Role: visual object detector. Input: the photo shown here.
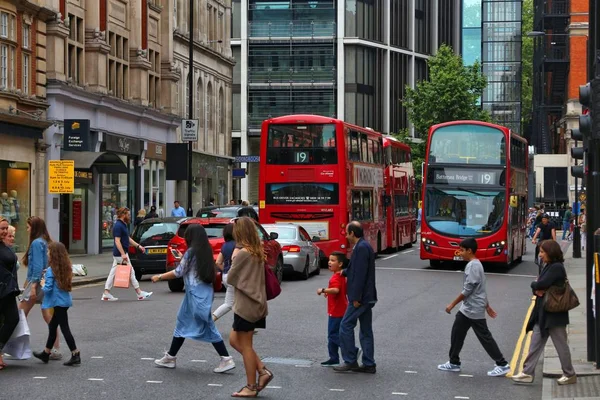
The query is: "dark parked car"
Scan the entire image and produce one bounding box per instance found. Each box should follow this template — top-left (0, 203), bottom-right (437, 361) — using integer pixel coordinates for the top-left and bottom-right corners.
top-left (130, 217), bottom-right (188, 281)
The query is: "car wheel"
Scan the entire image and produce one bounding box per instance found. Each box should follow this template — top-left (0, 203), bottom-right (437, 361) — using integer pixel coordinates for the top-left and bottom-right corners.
top-left (314, 256), bottom-right (321, 275)
top-left (134, 270), bottom-right (143, 282)
top-left (301, 257), bottom-right (310, 280)
top-left (168, 277), bottom-right (185, 292)
top-left (276, 257), bottom-right (284, 284)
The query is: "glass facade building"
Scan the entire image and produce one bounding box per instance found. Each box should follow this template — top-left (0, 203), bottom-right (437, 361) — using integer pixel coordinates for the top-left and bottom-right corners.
top-left (232, 0), bottom-right (460, 202)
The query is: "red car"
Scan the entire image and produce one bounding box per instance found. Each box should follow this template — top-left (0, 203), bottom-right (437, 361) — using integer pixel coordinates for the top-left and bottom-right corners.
top-left (166, 218), bottom-right (284, 292)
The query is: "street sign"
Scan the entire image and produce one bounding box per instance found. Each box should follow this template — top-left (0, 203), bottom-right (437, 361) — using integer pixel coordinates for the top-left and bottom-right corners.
top-left (48, 160), bottom-right (75, 194)
top-left (234, 155), bottom-right (260, 163)
top-left (181, 119), bottom-right (199, 141)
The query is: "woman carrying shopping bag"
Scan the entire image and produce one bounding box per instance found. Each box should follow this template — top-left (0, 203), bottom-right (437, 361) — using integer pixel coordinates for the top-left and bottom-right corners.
top-left (150, 224), bottom-right (235, 373)
top-left (0, 216), bottom-right (20, 369)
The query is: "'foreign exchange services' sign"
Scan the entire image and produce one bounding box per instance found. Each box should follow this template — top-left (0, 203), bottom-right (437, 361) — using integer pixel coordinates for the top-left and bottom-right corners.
top-left (63, 119), bottom-right (91, 151)
top-left (48, 160), bottom-right (75, 194)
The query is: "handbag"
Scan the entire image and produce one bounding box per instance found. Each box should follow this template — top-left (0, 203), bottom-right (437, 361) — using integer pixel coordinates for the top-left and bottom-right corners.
top-left (543, 279), bottom-right (580, 313)
top-left (264, 262), bottom-right (281, 301)
top-left (3, 309), bottom-right (32, 360)
top-left (114, 262), bottom-right (131, 288)
top-left (214, 270), bottom-right (223, 292)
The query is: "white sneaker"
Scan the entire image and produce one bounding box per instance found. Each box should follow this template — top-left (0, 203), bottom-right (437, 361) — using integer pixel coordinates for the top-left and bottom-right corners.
top-left (511, 372), bottom-right (534, 383)
top-left (154, 352), bottom-right (176, 368)
top-left (101, 293), bottom-right (118, 301)
top-left (138, 291), bottom-right (153, 300)
top-left (487, 364), bottom-right (511, 377)
top-left (49, 349), bottom-right (63, 360)
top-left (437, 361), bottom-right (461, 372)
top-left (213, 356), bottom-right (235, 373)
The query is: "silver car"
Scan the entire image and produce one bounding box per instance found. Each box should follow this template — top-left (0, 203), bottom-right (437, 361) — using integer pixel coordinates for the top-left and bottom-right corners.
top-left (262, 223), bottom-right (321, 280)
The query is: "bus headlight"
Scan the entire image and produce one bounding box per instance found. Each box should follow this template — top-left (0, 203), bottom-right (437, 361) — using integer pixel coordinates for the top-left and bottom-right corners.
top-left (421, 238), bottom-right (438, 246)
top-left (488, 241), bottom-right (505, 255)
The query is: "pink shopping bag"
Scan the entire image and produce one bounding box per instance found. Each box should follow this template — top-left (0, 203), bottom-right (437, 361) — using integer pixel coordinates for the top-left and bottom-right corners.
top-left (114, 263), bottom-right (131, 288)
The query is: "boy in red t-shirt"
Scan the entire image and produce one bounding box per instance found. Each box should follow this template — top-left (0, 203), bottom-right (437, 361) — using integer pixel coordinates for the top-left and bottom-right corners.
top-left (317, 251), bottom-right (348, 366)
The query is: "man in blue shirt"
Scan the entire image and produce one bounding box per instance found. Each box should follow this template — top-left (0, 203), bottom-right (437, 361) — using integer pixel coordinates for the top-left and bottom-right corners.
top-left (334, 221), bottom-right (377, 374)
top-left (171, 201), bottom-right (187, 217)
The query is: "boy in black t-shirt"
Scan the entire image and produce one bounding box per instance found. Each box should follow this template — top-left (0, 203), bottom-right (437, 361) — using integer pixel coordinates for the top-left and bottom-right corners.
top-left (531, 214), bottom-right (556, 265)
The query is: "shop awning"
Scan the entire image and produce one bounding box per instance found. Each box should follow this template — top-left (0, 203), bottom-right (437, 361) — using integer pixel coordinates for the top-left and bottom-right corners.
top-left (61, 151), bottom-right (128, 174)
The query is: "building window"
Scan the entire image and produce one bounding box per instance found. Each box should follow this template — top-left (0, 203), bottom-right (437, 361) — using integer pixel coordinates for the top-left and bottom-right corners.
top-left (148, 49), bottom-right (160, 107)
top-left (108, 31), bottom-right (129, 99)
top-left (0, 160), bottom-right (31, 252)
top-left (67, 14), bottom-right (84, 84)
top-left (22, 53), bottom-right (29, 94)
top-left (22, 24), bottom-right (30, 49)
top-left (0, 13), bottom-right (8, 38)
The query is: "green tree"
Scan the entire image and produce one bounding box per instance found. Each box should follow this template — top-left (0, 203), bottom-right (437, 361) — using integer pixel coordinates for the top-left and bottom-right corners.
top-left (398, 44), bottom-right (490, 179)
top-left (521, 0), bottom-right (534, 131)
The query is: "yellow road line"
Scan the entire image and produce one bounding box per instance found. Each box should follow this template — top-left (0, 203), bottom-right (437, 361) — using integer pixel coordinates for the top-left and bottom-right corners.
top-left (506, 296), bottom-right (536, 378)
top-left (518, 331), bottom-right (533, 373)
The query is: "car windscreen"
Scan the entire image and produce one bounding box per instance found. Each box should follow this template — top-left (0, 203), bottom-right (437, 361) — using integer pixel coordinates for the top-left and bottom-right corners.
top-left (133, 222), bottom-right (178, 245)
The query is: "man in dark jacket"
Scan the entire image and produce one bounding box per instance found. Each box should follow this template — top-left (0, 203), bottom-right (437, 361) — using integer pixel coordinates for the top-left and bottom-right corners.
top-left (145, 206), bottom-right (158, 220)
top-left (333, 221), bottom-right (377, 373)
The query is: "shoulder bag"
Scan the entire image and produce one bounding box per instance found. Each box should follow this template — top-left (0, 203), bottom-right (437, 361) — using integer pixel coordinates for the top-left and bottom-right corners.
top-left (264, 262), bottom-right (281, 301)
top-left (543, 278), bottom-right (580, 313)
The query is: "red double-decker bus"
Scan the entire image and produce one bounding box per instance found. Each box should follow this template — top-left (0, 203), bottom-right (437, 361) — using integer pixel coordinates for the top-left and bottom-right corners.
top-left (420, 120), bottom-right (528, 266)
top-left (258, 114), bottom-right (416, 262)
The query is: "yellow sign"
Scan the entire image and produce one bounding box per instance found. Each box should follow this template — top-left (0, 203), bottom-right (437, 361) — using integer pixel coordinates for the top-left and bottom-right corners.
top-left (48, 160), bottom-right (75, 194)
top-left (259, 200), bottom-right (265, 209)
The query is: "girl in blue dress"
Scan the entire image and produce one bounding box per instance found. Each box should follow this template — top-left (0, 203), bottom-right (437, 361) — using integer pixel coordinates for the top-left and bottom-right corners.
top-left (151, 224), bottom-right (235, 373)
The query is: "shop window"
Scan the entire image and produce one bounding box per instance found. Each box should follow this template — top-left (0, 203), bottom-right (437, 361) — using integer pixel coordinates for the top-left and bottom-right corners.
top-left (0, 161), bottom-right (30, 252)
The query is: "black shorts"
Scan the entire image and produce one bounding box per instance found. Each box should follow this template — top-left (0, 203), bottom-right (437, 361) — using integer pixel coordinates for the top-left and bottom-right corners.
top-left (233, 313), bottom-right (266, 332)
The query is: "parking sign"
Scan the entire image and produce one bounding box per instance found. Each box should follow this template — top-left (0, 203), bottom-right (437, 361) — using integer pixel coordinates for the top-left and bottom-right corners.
top-left (181, 119), bottom-right (199, 141)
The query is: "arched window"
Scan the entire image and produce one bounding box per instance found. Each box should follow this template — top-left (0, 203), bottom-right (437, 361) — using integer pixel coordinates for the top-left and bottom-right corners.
top-left (185, 72), bottom-right (190, 118)
top-left (219, 88), bottom-right (225, 134)
top-left (207, 82), bottom-right (214, 130)
top-left (197, 77), bottom-right (203, 128)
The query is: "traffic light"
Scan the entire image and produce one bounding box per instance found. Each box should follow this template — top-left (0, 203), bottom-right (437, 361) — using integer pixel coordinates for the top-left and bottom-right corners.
top-left (571, 127), bottom-right (585, 178)
top-left (579, 82), bottom-right (593, 137)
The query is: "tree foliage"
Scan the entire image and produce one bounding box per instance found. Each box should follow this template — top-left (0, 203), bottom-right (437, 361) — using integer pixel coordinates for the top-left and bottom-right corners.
top-left (521, 0), bottom-right (534, 130)
top-left (397, 44), bottom-right (490, 179)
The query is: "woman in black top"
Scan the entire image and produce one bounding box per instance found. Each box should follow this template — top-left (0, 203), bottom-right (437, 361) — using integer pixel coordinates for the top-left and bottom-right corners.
top-left (0, 216), bottom-right (19, 369)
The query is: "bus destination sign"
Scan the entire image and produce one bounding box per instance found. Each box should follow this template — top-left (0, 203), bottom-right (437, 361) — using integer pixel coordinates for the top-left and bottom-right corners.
top-left (430, 168), bottom-right (503, 186)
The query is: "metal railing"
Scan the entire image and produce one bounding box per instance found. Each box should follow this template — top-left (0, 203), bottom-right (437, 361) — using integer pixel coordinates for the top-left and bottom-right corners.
top-left (249, 21), bottom-right (336, 38)
top-left (248, 67), bottom-right (336, 84)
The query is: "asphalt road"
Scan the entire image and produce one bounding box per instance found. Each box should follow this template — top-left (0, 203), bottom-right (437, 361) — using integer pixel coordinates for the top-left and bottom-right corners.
top-left (1, 244), bottom-right (543, 400)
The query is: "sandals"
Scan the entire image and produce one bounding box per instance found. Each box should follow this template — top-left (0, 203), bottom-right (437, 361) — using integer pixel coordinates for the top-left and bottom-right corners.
top-left (257, 367), bottom-right (274, 392)
top-left (231, 384), bottom-right (258, 398)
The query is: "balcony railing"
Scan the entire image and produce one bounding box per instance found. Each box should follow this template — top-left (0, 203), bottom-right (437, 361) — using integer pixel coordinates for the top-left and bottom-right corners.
top-left (248, 67), bottom-right (336, 84)
top-left (249, 21), bottom-right (336, 38)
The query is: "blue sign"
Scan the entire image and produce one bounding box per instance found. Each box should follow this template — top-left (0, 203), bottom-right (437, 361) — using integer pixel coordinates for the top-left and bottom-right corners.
top-left (234, 155), bottom-right (260, 163)
top-left (232, 168), bottom-right (246, 178)
top-left (573, 201), bottom-right (581, 214)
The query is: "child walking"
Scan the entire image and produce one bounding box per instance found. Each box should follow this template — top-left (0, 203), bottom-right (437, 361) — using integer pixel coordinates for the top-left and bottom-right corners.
top-left (437, 238), bottom-right (510, 377)
top-left (317, 251), bottom-right (348, 367)
top-left (33, 242), bottom-right (81, 366)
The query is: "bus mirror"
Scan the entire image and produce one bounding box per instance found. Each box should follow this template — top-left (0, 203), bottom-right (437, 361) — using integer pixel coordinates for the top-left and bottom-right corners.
top-left (510, 196), bottom-right (518, 208)
top-left (312, 236), bottom-right (320, 242)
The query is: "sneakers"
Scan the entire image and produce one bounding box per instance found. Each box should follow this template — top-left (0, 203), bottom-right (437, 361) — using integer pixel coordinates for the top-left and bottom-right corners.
top-left (511, 372), bottom-right (534, 383)
top-left (320, 359), bottom-right (339, 367)
top-left (333, 362), bottom-right (359, 372)
top-left (154, 352), bottom-right (176, 368)
top-left (487, 364), bottom-right (511, 377)
top-left (437, 361), bottom-right (461, 372)
top-left (49, 349), bottom-right (63, 360)
top-left (137, 291), bottom-right (153, 300)
top-left (33, 350), bottom-right (50, 364)
top-left (63, 352), bottom-right (81, 366)
top-left (101, 293), bottom-right (118, 301)
top-left (557, 375), bottom-right (577, 385)
top-left (213, 356), bottom-right (236, 373)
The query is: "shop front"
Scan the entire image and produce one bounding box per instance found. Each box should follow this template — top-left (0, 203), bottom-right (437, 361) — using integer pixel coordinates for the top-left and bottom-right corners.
top-left (144, 142), bottom-right (167, 217)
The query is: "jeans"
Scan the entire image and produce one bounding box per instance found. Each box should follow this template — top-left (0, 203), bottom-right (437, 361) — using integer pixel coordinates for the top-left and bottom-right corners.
top-left (562, 221), bottom-right (570, 240)
top-left (46, 306), bottom-right (77, 352)
top-left (339, 303), bottom-right (375, 366)
top-left (449, 311), bottom-right (507, 366)
top-left (327, 316), bottom-right (342, 362)
top-left (213, 274), bottom-right (235, 320)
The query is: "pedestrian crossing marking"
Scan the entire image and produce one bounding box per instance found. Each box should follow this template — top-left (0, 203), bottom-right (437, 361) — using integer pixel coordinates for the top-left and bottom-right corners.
top-left (141, 357), bottom-right (154, 360)
top-left (147, 381), bottom-right (163, 384)
top-left (392, 393), bottom-right (408, 396)
top-left (208, 384), bottom-right (223, 387)
top-left (329, 389), bottom-right (345, 392)
top-left (88, 378), bottom-right (104, 381)
top-left (33, 377), bottom-right (47, 379)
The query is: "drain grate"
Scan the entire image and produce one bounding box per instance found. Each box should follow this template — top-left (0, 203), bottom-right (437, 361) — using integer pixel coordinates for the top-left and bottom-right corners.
top-left (552, 375), bottom-right (600, 399)
top-left (261, 357), bottom-right (313, 366)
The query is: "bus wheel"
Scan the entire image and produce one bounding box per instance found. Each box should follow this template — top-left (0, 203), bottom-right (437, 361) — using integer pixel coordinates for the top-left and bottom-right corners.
top-left (430, 260), bottom-right (442, 268)
top-left (377, 232), bottom-right (382, 254)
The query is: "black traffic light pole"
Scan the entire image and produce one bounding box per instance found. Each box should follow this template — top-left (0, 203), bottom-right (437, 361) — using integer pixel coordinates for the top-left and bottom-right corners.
top-left (187, 0), bottom-right (194, 217)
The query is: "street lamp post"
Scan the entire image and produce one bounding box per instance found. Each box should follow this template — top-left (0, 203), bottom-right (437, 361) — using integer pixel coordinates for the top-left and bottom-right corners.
top-left (187, 0), bottom-right (194, 217)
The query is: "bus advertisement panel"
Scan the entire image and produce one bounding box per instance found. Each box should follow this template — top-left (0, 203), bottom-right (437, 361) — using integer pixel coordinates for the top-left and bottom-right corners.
top-left (420, 121), bottom-right (528, 266)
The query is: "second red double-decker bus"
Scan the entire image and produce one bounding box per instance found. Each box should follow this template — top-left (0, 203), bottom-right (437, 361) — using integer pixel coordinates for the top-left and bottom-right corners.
top-left (258, 114), bottom-right (416, 261)
top-left (420, 120), bottom-right (528, 266)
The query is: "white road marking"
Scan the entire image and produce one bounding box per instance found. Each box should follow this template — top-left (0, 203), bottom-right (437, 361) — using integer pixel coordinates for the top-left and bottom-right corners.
top-left (88, 378), bottom-right (104, 381)
top-left (266, 386), bottom-right (282, 389)
top-left (392, 393), bottom-right (408, 396)
top-left (208, 383), bottom-right (223, 387)
top-left (455, 397), bottom-right (470, 399)
top-left (329, 389), bottom-right (345, 392)
top-left (141, 357), bottom-right (154, 360)
top-left (404, 370), bottom-right (418, 374)
top-left (33, 376), bottom-right (47, 379)
top-left (377, 266), bottom-right (535, 278)
top-left (91, 356), bottom-right (104, 359)
top-left (191, 359), bottom-right (207, 363)
top-left (402, 250), bottom-right (415, 254)
top-left (294, 364), bottom-right (311, 368)
top-left (383, 254), bottom-right (398, 260)
top-left (459, 374), bottom-right (473, 378)
top-left (146, 381), bottom-right (163, 384)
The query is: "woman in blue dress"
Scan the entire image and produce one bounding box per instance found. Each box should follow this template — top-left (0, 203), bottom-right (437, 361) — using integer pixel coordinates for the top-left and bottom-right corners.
top-left (151, 224), bottom-right (236, 373)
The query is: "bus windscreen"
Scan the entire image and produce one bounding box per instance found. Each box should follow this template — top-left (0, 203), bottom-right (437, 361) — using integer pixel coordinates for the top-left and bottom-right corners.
top-left (266, 124), bottom-right (337, 164)
top-left (428, 125), bottom-right (506, 165)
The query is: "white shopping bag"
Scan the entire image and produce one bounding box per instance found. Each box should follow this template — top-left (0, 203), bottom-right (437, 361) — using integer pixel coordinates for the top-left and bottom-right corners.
top-left (3, 309), bottom-right (32, 360)
top-left (72, 264), bottom-right (88, 276)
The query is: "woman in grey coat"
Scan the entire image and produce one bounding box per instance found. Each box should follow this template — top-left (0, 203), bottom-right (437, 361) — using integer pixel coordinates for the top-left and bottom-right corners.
top-left (512, 239), bottom-right (576, 385)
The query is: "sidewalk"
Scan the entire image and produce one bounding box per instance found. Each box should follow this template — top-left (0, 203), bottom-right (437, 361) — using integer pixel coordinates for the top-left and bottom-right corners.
top-left (541, 241), bottom-right (600, 400)
top-left (16, 252), bottom-right (114, 288)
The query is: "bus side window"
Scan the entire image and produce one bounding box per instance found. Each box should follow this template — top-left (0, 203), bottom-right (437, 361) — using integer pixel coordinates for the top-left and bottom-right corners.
top-left (349, 131), bottom-right (360, 161)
